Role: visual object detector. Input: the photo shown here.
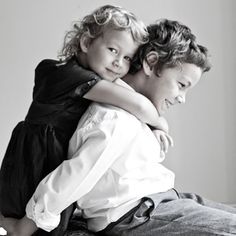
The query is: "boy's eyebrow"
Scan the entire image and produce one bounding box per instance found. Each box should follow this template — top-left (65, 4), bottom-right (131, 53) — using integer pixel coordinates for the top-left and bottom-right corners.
top-left (182, 76), bottom-right (192, 87)
top-left (186, 81), bottom-right (191, 87)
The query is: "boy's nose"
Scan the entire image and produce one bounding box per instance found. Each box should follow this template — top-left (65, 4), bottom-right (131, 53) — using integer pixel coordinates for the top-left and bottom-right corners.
top-left (176, 94), bottom-right (185, 104)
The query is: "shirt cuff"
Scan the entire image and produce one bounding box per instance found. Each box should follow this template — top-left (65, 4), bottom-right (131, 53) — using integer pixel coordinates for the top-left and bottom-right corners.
top-left (26, 196), bottom-right (60, 232)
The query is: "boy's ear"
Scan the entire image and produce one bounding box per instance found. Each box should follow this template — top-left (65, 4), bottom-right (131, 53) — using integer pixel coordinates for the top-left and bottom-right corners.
top-left (143, 51), bottom-right (159, 76)
top-left (80, 32), bottom-right (92, 53)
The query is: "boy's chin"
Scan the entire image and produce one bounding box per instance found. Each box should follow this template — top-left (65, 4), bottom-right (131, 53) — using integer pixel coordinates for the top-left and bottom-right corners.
top-left (157, 107), bottom-right (164, 116)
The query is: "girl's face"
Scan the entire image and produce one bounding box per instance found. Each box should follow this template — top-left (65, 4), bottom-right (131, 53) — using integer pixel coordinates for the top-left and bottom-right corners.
top-left (144, 63), bottom-right (202, 115)
top-left (83, 29), bottom-right (139, 81)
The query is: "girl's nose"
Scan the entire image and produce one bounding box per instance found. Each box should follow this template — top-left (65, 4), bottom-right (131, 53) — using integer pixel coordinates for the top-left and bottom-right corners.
top-left (112, 58), bottom-right (122, 67)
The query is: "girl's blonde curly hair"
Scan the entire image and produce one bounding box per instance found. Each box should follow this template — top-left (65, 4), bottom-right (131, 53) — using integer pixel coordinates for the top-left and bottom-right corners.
top-left (59, 5), bottom-right (148, 61)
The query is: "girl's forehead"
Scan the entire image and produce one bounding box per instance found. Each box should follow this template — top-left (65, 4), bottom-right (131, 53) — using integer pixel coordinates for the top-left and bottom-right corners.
top-left (102, 28), bottom-right (131, 39)
top-left (102, 29), bottom-right (138, 50)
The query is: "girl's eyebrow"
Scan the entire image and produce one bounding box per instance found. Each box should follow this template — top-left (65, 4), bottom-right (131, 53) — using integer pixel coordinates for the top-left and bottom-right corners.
top-left (105, 36), bottom-right (137, 57)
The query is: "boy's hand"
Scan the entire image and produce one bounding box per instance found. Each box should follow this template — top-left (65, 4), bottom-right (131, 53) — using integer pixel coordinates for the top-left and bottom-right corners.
top-left (0, 213), bottom-right (38, 236)
top-left (152, 129), bottom-right (174, 159)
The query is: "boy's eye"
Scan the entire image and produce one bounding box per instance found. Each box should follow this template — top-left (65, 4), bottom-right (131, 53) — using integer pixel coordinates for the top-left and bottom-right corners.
top-left (108, 48), bottom-right (118, 54)
top-left (178, 82), bottom-right (185, 88)
top-left (124, 56), bottom-right (132, 62)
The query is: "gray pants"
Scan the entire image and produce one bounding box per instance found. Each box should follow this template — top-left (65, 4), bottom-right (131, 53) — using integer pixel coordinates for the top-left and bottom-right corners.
top-left (98, 189), bottom-right (236, 236)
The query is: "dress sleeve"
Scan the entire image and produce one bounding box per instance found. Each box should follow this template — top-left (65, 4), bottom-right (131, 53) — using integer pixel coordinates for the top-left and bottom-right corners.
top-left (34, 58), bottom-right (102, 101)
top-left (25, 106), bottom-right (138, 232)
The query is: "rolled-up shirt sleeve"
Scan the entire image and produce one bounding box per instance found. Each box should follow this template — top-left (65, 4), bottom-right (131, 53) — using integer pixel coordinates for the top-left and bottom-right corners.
top-left (26, 105), bottom-right (138, 232)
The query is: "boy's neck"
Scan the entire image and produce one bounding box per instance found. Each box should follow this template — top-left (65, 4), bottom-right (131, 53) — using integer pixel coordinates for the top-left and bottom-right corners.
top-left (122, 70), bottom-right (145, 93)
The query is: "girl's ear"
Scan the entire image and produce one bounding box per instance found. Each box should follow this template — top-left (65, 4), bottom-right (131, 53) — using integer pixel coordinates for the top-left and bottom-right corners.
top-left (80, 33), bottom-right (92, 53)
top-left (143, 51), bottom-right (159, 77)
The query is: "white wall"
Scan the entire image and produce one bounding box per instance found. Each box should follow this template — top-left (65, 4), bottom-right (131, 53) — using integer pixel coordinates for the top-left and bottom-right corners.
top-left (0, 0), bottom-right (235, 204)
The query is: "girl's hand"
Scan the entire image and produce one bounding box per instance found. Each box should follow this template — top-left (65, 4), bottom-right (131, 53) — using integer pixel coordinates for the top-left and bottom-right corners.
top-left (152, 116), bottom-right (169, 133)
top-left (152, 129), bottom-right (174, 159)
top-left (0, 213), bottom-right (38, 236)
top-left (0, 213), bottom-right (18, 236)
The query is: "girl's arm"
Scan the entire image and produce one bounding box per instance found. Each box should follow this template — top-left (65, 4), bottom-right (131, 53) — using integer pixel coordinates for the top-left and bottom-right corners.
top-left (0, 214), bottom-right (38, 236)
top-left (83, 79), bottom-right (167, 131)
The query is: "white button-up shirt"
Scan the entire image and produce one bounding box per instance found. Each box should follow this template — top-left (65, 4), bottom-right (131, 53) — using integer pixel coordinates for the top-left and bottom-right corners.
top-left (26, 87), bottom-right (175, 232)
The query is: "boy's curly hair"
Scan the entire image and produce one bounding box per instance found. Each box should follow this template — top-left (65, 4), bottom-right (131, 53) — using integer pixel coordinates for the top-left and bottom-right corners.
top-left (59, 5), bottom-right (148, 60)
top-left (130, 19), bottom-right (211, 75)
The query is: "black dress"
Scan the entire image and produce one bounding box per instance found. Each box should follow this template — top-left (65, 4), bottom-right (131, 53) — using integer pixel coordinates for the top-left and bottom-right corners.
top-left (0, 56), bottom-right (101, 234)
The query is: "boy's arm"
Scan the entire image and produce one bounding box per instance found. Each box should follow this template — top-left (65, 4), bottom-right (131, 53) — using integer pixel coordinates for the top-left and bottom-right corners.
top-left (83, 79), bottom-right (167, 131)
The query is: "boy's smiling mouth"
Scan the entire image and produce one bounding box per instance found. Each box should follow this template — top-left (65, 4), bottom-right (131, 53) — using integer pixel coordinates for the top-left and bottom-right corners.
top-left (165, 99), bottom-right (173, 109)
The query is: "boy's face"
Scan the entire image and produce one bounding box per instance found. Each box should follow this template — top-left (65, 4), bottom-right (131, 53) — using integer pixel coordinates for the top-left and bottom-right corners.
top-left (144, 63), bottom-right (202, 115)
top-left (84, 29), bottom-right (139, 81)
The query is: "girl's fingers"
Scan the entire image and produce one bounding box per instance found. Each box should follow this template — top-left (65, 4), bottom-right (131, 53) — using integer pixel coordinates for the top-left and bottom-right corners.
top-left (164, 133), bottom-right (174, 147)
top-left (160, 134), bottom-right (168, 153)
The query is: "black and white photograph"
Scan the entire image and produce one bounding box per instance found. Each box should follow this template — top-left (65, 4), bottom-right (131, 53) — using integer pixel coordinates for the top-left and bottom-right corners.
top-left (0, 0), bottom-right (236, 235)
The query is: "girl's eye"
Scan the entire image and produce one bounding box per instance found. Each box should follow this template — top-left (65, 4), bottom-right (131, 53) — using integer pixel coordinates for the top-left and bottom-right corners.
top-left (124, 56), bottom-right (132, 62)
top-left (108, 48), bottom-right (118, 54)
